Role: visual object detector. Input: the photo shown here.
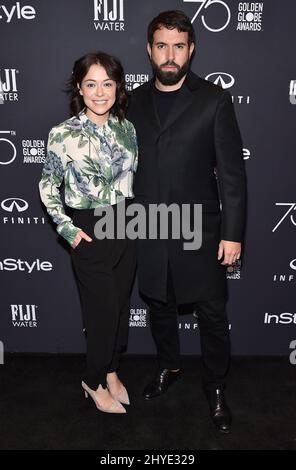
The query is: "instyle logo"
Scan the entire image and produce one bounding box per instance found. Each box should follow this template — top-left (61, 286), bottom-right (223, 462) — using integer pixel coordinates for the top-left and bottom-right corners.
top-left (0, 2), bottom-right (36, 23)
top-left (11, 304), bottom-right (38, 327)
top-left (0, 258), bottom-right (53, 273)
top-left (93, 0), bottom-right (125, 31)
top-left (183, 0), bottom-right (231, 32)
top-left (264, 312), bottom-right (296, 325)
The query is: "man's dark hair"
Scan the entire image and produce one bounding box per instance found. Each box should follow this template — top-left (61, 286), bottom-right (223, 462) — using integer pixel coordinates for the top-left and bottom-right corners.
top-left (147, 10), bottom-right (196, 46)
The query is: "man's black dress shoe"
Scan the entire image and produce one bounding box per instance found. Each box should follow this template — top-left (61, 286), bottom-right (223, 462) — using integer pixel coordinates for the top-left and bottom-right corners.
top-left (143, 369), bottom-right (182, 400)
top-left (205, 388), bottom-right (232, 434)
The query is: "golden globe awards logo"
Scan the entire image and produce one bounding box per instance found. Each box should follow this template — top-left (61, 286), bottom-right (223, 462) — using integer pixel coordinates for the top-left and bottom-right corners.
top-left (0, 131), bottom-right (46, 165)
top-left (237, 2), bottom-right (264, 31)
top-left (125, 73), bottom-right (149, 92)
top-left (226, 259), bottom-right (241, 280)
top-left (129, 309), bottom-right (147, 328)
top-left (93, 0), bottom-right (125, 31)
top-left (22, 139), bottom-right (45, 163)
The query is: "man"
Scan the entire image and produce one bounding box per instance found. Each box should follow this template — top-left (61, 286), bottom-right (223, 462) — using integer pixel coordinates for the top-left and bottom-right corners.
top-left (127, 10), bottom-right (246, 433)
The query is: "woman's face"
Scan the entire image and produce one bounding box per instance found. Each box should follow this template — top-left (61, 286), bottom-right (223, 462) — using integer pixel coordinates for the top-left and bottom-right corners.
top-left (78, 63), bottom-right (116, 124)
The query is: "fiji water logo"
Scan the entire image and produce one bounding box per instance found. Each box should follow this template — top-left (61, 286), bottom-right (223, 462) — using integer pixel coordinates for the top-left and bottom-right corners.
top-left (93, 0), bottom-right (125, 31)
top-left (11, 304), bottom-right (38, 327)
top-left (0, 69), bottom-right (19, 102)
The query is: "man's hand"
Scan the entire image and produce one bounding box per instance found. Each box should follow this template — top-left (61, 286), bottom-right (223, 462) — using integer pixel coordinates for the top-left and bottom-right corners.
top-left (218, 240), bottom-right (241, 265)
top-left (71, 230), bottom-right (92, 249)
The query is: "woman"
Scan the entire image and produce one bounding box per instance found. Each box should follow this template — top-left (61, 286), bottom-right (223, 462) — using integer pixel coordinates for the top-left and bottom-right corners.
top-left (39, 52), bottom-right (138, 414)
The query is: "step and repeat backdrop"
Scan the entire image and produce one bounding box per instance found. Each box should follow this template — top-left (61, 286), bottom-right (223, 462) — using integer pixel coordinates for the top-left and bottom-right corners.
top-left (0, 0), bottom-right (295, 357)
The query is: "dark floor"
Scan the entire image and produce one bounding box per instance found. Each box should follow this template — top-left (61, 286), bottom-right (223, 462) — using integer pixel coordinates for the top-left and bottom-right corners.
top-left (0, 355), bottom-right (295, 450)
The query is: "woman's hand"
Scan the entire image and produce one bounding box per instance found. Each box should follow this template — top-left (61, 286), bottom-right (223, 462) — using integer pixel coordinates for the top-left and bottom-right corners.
top-left (71, 230), bottom-right (92, 249)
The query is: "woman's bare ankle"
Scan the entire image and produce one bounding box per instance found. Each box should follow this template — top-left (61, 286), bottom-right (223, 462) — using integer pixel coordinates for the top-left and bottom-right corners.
top-left (107, 372), bottom-right (120, 384)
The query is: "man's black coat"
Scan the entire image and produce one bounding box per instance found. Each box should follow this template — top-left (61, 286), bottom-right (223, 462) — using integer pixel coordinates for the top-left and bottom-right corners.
top-left (127, 71), bottom-right (246, 303)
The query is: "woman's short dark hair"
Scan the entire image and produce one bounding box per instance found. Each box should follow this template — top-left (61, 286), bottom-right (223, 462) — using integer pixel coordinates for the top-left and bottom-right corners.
top-left (66, 51), bottom-right (128, 122)
top-left (147, 10), bottom-right (196, 46)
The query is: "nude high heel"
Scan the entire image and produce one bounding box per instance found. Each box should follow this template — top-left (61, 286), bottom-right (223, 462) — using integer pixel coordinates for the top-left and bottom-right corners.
top-left (108, 384), bottom-right (130, 406)
top-left (82, 381), bottom-right (126, 414)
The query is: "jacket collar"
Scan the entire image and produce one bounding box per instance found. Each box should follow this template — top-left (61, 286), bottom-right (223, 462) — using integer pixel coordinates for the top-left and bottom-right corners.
top-left (143, 71), bottom-right (203, 136)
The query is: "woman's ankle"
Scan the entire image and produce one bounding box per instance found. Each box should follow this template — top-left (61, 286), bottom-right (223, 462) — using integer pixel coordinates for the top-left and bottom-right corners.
top-left (107, 372), bottom-right (119, 383)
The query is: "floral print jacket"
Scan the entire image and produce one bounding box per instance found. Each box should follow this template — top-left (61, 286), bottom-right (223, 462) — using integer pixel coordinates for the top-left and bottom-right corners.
top-left (39, 111), bottom-right (138, 245)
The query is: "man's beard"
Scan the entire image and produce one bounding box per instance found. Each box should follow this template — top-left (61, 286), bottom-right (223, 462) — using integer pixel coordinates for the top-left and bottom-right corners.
top-left (151, 58), bottom-right (191, 86)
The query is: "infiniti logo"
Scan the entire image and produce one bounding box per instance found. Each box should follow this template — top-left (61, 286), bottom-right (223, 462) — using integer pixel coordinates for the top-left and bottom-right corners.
top-left (1, 198), bottom-right (28, 212)
top-left (290, 259), bottom-right (296, 271)
top-left (205, 72), bottom-right (235, 89)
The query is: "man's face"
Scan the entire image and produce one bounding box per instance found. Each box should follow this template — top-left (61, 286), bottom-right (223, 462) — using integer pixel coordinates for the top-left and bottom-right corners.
top-left (147, 27), bottom-right (195, 86)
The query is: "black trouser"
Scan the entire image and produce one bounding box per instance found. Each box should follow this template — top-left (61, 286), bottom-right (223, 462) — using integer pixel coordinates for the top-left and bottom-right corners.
top-left (71, 205), bottom-right (136, 389)
top-left (145, 265), bottom-right (230, 391)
